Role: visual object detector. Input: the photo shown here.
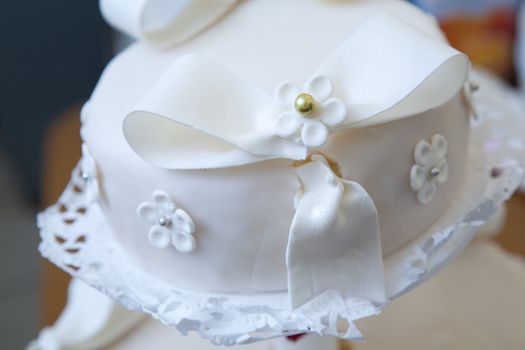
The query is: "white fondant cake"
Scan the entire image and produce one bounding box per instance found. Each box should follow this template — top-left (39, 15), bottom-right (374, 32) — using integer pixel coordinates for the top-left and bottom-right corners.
top-left (36, 0), bottom-right (525, 345)
top-left (82, 0), bottom-right (469, 294)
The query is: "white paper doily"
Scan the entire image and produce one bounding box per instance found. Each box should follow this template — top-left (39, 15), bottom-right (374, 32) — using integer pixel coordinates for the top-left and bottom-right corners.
top-left (38, 71), bottom-right (525, 346)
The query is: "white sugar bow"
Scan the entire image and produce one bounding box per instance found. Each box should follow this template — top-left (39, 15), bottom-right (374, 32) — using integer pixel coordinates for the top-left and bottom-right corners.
top-left (100, 0), bottom-right (238, 48)
top-left (123, 14), bottom-right (469, 170)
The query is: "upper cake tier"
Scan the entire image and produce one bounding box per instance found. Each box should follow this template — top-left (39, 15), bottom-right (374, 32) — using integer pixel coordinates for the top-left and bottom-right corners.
top-left (81, 0), bottom-right (470, 294)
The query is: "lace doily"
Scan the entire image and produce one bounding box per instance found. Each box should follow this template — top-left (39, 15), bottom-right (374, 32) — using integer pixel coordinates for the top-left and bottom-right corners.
top-left (38, 70), bottom-right (525, 346)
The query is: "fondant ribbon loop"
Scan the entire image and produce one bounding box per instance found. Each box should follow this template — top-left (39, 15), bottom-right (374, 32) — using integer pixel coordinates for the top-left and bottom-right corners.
top-left (100, 0), bottom-right (238, 48)
top-left (288, 156), bottom-right (385, 309)
top-left (124, 14), bottom-right (469, 169)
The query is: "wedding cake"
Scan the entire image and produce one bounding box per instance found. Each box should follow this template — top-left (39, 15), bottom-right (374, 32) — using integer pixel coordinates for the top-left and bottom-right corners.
top-left (34, 0), bottom-right (525, 348)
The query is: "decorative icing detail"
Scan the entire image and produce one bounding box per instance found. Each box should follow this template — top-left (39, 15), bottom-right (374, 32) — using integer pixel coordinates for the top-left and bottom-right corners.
top-left (123, 15), bottom-right (470, 170)
top-left (410, 134), bottom-right (449, 204)
top-left (137, 191), bottom-right (196, 252)
top-left (274, 76), bottom-right (347, 148)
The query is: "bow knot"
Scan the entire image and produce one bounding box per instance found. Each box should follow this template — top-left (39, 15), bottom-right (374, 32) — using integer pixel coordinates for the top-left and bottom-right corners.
top-left (123, 15), bottom-right (469, 170)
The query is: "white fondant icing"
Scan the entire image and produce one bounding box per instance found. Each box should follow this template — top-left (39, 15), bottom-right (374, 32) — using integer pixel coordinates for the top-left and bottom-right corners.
top-left (410, 134), bottom-right (448, 204)
top-left (80, 0), bottom-right (472, 294)
top-left (137, 190), bottom-right (196, 252)
top-left (122, 14), bottom-right (469, 170)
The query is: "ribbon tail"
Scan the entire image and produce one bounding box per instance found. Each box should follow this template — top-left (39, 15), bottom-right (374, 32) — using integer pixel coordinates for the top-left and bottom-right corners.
top-left (286, 157), bottom-right (385, 310)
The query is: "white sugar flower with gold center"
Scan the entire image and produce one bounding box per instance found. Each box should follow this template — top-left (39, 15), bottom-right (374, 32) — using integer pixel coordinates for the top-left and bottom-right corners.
top-left (273, 76), bottom-right (347, 148)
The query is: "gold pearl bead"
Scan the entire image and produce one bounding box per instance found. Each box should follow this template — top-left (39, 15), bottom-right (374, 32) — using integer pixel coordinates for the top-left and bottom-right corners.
top-left (295, 93), bottom-right (315, 116)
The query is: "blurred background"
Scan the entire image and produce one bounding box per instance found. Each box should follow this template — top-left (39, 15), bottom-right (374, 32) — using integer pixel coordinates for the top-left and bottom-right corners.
top-left (0, 0), bottom-right (524, 349)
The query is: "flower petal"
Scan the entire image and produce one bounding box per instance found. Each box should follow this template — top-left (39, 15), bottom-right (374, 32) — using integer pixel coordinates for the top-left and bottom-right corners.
top-left (173, 209), bottom-right (195, 234)
top-left (153, 190), bottom-right (176, 215)
top-left (275, 111), bottom-right (302, 137)
top-left (172, 232), bottom-right (196, 253)
top-left (137, 202), bottom-right (160, 225)
top-left (431, 134), bottom-right (448, 159)
top-left (305, 76), bottom-right (333, 102)
top-left (410, 165), bottom-right (426, 191)
top-left (320, 98), bottom-right (347, 127)
top-left (437, 158), bottom-right (448, 184)
top-left (301, 121), bottom-right (329, 148)
top-left (274, 82), bottom-right (300, 107)
top-left (414, 140), bottom-right (433, 167)
top-left (148, 226), bottom-right (172, 249)
top-left (417, 181), bottom-right (437, 205)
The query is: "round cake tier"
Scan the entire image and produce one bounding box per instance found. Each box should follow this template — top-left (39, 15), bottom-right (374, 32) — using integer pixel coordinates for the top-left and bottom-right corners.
top-left (82, 0), bottom-right (470, 294)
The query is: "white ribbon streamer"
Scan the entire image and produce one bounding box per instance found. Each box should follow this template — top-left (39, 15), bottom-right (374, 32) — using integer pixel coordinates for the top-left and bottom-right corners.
top-left (123, 14), bottom-right (469, 170)
top-left (100, 0), bottom-right (238, 48)
top-left (288, 156), bottom-right (384, 309)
